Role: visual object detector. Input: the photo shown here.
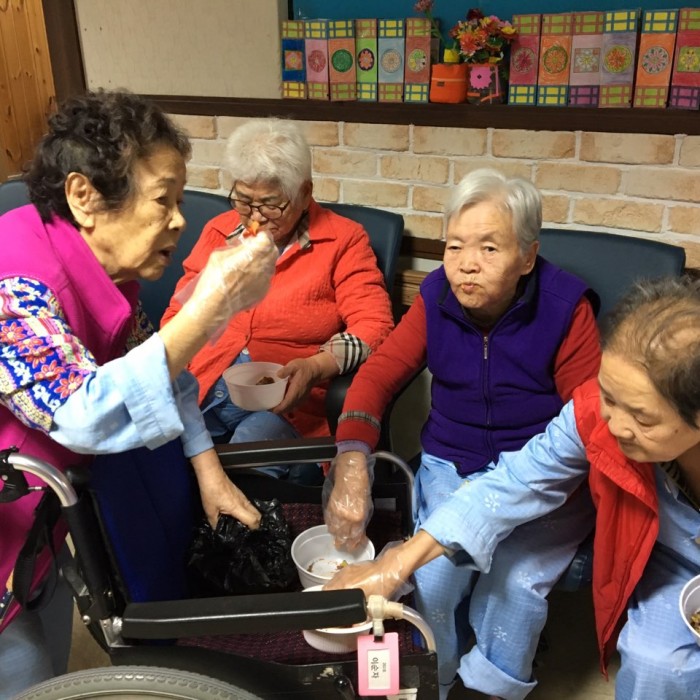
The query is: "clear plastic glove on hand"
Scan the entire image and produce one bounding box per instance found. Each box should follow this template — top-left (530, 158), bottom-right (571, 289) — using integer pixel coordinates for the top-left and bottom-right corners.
top-left (323, 541), bottom-right (412, 601)
top-left (179, 230), bottom-right (277, 337)
top-left (323, 451), bottom-right (374, 551)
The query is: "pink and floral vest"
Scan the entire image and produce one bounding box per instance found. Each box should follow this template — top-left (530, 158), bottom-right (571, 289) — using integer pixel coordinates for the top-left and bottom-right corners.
top-left (0, 205), bottom-right (138, 632)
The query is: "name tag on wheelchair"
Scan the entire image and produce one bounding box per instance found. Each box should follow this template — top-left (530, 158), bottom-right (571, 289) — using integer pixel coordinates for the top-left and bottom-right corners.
top-left (357, 632), bottom-right (399, 696)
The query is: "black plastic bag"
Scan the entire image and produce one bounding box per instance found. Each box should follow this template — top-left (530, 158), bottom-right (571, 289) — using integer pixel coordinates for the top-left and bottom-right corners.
top-left (186, 498), bottom-right (298, 597)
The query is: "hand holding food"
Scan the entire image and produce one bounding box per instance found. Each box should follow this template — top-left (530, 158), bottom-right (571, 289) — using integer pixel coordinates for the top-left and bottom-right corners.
top-left (242, 220), bottom-right (261, 238)
top-left (181, 230), bottom-right (277, 335)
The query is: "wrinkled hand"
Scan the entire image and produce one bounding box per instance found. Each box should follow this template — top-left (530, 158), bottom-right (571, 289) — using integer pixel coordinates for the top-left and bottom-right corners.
top-left (323, 452), bottom-right (373, 551)
top-left (273, 352), bottom-right (339, 414)
top-left (272, 357), bottom-right (318, 413)
top-left (182, 231), bottom-right (277, 336)
top-left (323, 545), bottom-right (407, 600)
top-left (197, 469), bottom-right (261, 530)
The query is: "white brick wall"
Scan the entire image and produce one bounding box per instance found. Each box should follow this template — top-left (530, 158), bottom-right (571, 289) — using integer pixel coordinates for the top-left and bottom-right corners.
top-left (173, 114), bottom-right (700, 267)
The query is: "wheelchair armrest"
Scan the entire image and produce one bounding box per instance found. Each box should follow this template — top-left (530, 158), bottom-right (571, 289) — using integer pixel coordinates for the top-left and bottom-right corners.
top-left (217, 439), bottom-right (416, 536)
top-left (121, 588), bottom-right (366, 639)
top-left (216, 437), bottom-right (336, 468)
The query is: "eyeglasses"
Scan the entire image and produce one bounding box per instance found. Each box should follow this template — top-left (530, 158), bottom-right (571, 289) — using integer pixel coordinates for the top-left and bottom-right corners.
top-left (228, 188), bottom-right (291, 220)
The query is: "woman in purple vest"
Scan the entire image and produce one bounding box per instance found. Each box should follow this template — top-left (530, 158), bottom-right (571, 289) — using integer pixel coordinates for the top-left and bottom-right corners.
top-left (324, 169), bottom-right (601, 700)
top-left (0, 90), bottom-right (276, 698)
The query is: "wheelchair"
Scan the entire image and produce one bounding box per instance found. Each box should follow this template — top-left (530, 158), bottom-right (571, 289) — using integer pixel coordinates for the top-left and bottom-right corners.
top-left (2, 439), bottom-right (438, 699)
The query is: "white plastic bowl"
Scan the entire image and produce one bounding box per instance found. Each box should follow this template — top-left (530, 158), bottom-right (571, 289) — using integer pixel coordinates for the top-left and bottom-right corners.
top-left (222, 361), bottom-right (287, 411)
top-left (679, 574), bottom-right (700, 646)
top-left (291, 524), bottom-right (375, 589)
top-left (301, 585), bottom-right (373, 653)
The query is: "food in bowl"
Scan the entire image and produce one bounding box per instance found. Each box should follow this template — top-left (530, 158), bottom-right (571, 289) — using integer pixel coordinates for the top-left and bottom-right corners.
top-left (692, 609), bottom-right (700, 633)
top-left (222, 361), bottom-right (288, 411)
top-left (291, 524), bottom-right (375, 589)
top-left (307, 557), bottom-right (349, 576)
top-left (679, 574), bottom-right (700, 646)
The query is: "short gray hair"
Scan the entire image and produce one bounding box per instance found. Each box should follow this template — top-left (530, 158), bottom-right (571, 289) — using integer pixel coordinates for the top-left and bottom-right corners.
top-left (445, 169), bottom-right (542, 253)
top-left (602, 275), bottom-right (700, 428)
top-left (224, 118), bottom-right (312, 203)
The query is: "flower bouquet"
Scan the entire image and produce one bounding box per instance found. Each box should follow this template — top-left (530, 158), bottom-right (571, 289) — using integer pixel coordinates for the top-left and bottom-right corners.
top-left (451, 9), bottom-right (517, 104)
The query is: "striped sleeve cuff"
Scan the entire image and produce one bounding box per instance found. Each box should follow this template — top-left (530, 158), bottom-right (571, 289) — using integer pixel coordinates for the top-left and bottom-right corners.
top-left (320, 332), bottom-right (371, 374)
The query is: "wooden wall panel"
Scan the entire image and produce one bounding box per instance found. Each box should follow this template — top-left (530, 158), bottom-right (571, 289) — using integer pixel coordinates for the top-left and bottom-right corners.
top-left (0, 0), bottom-right (55, 179)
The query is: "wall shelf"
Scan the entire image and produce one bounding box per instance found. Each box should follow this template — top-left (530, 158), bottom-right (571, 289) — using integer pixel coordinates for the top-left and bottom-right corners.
top-left (144, 95), bottom-right (700, 136)
top-left (44, 1), bottom-right (699, 137)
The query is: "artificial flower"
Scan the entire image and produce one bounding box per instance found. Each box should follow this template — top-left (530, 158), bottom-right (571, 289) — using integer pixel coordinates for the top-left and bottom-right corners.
top-left (451, 8), bottom-right (517, 65)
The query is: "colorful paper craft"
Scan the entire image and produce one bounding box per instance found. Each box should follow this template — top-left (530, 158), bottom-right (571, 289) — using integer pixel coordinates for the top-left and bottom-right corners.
top-left (669, 7), bottom-right (700, 109)
top-left (355, 18), bottom-right (378, 101)
top-left (378, 19), bottom-right (405, 103)
top-left (569, 11), bottom-right (605, 106)
top-left (508, 14), bottom-right (542, 106)
top-left (634, 9), bottom-right (679, 108)
top-left (537, 13), bottom-right (574, 106)
top-left (328, 20), bottom-right (357, 101)
top-left (599, 9), bottom-right (640, 108)
top-left (404, 17), bottom-right (432, 103)
top-left (305, 19), bottom-right (330, 100)
top-left (281, 20), bottom-right (306, 100)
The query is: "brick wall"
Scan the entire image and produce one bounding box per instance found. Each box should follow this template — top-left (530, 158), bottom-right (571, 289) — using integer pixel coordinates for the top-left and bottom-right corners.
top-left (171, 114), bottom-right (700, 267)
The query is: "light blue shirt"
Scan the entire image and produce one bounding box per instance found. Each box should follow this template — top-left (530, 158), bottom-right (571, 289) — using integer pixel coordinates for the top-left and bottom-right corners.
top-left (52, 333), bottom-right (213, 459)
top-left (0, 275), bottom-right (212, 460)
top-left (421, 400), bottom-right (589, 571)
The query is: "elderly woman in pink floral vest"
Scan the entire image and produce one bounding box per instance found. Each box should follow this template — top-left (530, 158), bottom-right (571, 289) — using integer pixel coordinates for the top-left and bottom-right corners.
top-left (0, 90), bottom-right (277, 698)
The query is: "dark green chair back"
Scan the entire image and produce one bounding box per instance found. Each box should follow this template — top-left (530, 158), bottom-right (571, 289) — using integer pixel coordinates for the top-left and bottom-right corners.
top-left (539, 228), bottom-right (686, 321)
top-left (323, 202), bottom-right (404, 292)
top-left (139, 190), bottom-right (230, 327)
top-left (0, 179), bottom-right (30, 215)
top-left (139, 193), bottom-right (405, 329)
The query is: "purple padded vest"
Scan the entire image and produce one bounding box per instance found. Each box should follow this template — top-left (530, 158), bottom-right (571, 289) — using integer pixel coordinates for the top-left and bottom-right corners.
top-left (420, 257), bottom-right (592, 475)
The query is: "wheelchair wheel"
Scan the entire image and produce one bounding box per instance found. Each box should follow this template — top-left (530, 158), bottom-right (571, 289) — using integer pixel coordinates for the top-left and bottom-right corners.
top-left (15, 665), bottom-right (262, 700)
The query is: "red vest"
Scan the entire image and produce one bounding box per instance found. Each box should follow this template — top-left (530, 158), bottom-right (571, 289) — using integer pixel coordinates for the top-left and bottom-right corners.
top-left (573, 378), bottom-right (659, 672)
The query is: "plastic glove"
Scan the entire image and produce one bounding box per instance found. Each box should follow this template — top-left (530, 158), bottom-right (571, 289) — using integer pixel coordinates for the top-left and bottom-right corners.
top-left (323, 540), bottom-right (412, 601)
top-left (323, 451), bottom-right (374, 551)
top-left (179, 231), bottom-right (277, 337)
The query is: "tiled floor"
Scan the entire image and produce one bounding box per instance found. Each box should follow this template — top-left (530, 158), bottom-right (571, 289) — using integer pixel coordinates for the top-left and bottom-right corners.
top-left (68, 586), bottom-right (617, 699)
